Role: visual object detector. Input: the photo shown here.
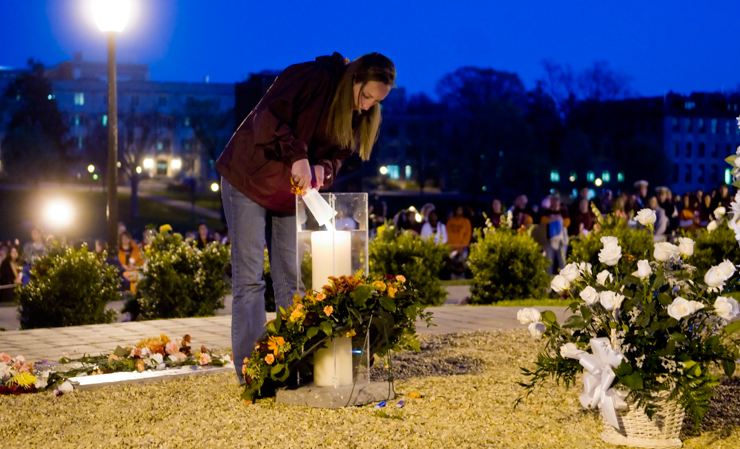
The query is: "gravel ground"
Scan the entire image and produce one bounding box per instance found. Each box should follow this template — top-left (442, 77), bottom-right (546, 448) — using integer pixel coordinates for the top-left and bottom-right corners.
top-left (1, 330), bottom-right (738, 448)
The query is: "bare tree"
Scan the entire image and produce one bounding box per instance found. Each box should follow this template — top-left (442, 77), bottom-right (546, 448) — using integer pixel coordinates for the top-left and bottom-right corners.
top-left (119, 109), bottom-right (160, 218)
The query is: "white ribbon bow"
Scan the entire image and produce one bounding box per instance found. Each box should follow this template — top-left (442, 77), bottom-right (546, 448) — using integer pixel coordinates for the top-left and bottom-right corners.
top-left (563, 337), bottom-right (629, 429)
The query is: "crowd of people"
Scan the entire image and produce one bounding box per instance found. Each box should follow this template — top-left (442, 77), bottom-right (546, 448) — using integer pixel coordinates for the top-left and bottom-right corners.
top-left (0, 221), bottom-right (229, 302)
top-left (381, 180), bottom-right (735, 278)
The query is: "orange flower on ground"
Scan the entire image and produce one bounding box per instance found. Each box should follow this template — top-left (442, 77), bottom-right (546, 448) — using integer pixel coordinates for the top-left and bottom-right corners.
top-left (267, 336), bottom-right (286, 355)
top-left (289, 305), bottom-right (304, 322)
top-left (242, 365), bottom-right (248, 376)
top-left (160, 334), bottom-right (171, 344)
top-left (135, 359), bottom-right (146, 372)
top-left (199, 353), bottom-right (212, 365)
top-left (108, 354), bottom-right (121, 362)
top-left (324, 305), bottom-right (334, 316)
top-left (265, 354), bottom-right (275, 364)
top-left (395, 275), bottom-right (406, 283)
top-left (316, 292), bottom-right (326, 301)
top-left (387, 284), bottom-right (398, 298)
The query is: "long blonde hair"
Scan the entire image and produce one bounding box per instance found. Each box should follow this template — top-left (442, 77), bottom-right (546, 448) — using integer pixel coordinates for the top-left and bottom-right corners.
top-left (326, 53), bottom-right (396, 160)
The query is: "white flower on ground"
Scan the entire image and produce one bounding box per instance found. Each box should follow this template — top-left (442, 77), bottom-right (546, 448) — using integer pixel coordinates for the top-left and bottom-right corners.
top-left (517, 308), bottom-right (542, 325)
top-left (577, 262), bottom-right (593, 276)
top-left (149, 353), bottom-right (164, 365)
top-left (719, 260), bottom-right (737, 278)
top-left (707, 220), bottom-right (719, 233)
top-left (560, 263), bottom-right (581, 282)
top-left (654, 242), bottom-right (680, 262)
top-left (528, 322), bottom-right (546, 338)
top-left (560, 343), bottom-right (586, 359)
top-left (550, 275), bottom-right (571, 293)
top-left (634, 260), bottom-right (653, 279)
top-left (677, 237), bottom-right (694, 257)
top-left (600, 291), bottom-right (625, 311)
top-left (596, 270), bottom-right (613, 286)
top-left (667, 297), bottom-right (702, 320)
top-left (705, 266), bottom-right (728, 291)
top-left (714, 207), bottom-right (727, 219)
top-left (579, 286), bottom-right (600, 306)
top-left (714, 296), bottom-right (740, 320)
top-left (636, 208), bottom-right (657, 226)
top-left (599, 243), bottom-right (622, 266)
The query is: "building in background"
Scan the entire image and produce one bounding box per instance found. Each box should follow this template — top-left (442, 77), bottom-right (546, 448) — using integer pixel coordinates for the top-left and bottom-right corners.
top-left (5, 53), bottom-right (235, 184)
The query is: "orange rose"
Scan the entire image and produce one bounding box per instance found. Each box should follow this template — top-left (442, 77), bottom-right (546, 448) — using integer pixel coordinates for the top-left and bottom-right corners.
top-left (324, 305), bottom-right (334, 316)
top-left (395, 275), bottom-right (406, 283)
top-left (265, 354), bottom-right (275, 364)
top-left (316, 293), bottom-right (326, 301)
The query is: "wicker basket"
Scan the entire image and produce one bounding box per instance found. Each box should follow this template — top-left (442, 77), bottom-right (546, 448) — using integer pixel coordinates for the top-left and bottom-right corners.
top-left (600, 392), bottom-right (685, 448)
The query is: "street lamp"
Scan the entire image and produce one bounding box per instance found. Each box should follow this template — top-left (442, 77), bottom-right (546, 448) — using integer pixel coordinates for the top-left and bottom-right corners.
top-left (93, 0), bottom-right (131, 251)
top-left (87, 164), bottom-right (95, 173)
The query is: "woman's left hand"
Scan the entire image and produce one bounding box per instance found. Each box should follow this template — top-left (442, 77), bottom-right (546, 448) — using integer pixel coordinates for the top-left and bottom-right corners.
top-left (312, 165), bottom-right (325, 190)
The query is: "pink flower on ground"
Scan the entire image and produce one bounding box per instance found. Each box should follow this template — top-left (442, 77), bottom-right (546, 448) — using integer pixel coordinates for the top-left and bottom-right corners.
top-left (165, 340), bottom-right (180, 355)
top-left (199, 353), bottom-right (212, 365)
top-left (12, 361), bottom-right (30, 373)
top-left (0, 353), bottom-right (11, 363)
top-left (61, 352), bottom-right (70, 359)
top-left (15, 355), bottom-right (25, 363)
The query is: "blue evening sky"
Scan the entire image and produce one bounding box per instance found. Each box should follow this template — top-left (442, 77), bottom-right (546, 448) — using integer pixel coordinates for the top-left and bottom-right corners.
top-left (1, 0), bottom-right (740, 98)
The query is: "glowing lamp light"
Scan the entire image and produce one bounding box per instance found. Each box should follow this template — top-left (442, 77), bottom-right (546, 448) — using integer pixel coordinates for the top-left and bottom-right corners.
top-left (87, 164), bottom-right (95, 173)
top-left (170, 158), bottom-right (182, 170)
top-left (45, 200), bottom-right (74, 228)
top-left (595, 178), bottom-right (603, 187)
top-left (379, 166), bottom-right (388, 175)
top-left (92, 0), bottom-right (132, 33)
top-left (415, 213), bottom-right (422, 223)
top-left (136, 166), bottom-right (142, 174)
top-left (210, 182), bottom-right (220, 192)
top-left (569, 175), bottom-right (576, 182)
top-left (93, 174), bottom-right (99, 180)
top-left (143, 158), bottom-right (154, 169)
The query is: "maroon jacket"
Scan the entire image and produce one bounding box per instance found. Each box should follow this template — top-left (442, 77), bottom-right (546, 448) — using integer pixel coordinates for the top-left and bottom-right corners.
top-left (216, 52), bottom-right (356, 214)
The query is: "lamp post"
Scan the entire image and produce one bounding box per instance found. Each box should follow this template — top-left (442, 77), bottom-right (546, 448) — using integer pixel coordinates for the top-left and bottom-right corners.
top-left (93, 0), bottom-right (131, 251)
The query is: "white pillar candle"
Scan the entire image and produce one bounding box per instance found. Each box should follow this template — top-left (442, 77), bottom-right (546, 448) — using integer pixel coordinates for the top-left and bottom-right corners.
top-left (311, 230), bottom-right (352, 291)
top-left (313, 336), bottom-right (353, 387)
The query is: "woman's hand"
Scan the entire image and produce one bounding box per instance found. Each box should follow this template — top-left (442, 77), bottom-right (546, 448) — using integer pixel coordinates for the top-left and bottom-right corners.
top-left (312, 165), bottom-right (325, 190)
top-left (291, 159), bottom-right (312, 192)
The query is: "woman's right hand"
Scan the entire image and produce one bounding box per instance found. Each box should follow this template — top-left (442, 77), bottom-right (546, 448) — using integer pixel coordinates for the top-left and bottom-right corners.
top-left (292, 159), bottom-right (312, 192)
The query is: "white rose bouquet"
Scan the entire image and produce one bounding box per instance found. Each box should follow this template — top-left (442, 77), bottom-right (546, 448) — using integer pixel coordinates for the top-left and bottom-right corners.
top-left (518, 232), bottom-right (740, 435)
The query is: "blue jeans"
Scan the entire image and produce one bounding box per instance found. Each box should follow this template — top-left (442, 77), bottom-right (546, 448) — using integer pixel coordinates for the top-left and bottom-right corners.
top-left (221, 178), bottom-right (301, 383)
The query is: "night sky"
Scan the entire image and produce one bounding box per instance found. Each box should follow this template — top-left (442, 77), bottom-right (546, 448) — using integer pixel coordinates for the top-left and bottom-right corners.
top-left (2, 0), bottom-right (740, 99)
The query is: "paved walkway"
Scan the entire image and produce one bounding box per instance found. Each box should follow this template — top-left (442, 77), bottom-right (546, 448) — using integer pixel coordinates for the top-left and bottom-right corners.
top-left (0, 304), bottom-right (571, 362)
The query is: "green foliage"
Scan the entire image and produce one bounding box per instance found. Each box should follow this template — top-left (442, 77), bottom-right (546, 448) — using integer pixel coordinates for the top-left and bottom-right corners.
top-left (468, 226), bottom-right (550, 303)
top-left (135, 228), bottom-right (230, 319)
top-left (687, 221), bottom-right (740, 275)
top-left (17, 245), bottom-right (119, 329)
top-left (568, 213), bottom-right (653, 272)
top-left (369, 225), bottom-right (448, 306)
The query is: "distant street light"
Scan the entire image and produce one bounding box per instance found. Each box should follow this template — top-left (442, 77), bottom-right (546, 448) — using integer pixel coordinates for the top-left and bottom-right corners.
top-left (595, 178), bottom-right (603, 187)
top-left (136, 166), bottom-right (142, 174)
top-left (170, 158), bottom-right (182, 170)
top-left (87, 164), bottom-right (95, 173)
top-left (379, 166), bottom-right (388, 175)
top-left (210, 182), bottom-right (220, 192)
top-left (93, 0), bottom-right (131, 252)
top-left (143, 158), bottom-right (154, 169)
top-left (45, 199), bottom-right (74, 228)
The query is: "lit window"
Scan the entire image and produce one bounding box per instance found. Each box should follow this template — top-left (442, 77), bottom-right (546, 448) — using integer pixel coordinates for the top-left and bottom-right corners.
top-left (157, 141), bottom-right (163, 151)
top-left (726, 168), bottom-right (732, 185)
top-left (685, 118), bottom-right (692, 133)
top-left (74, 92), bottom-right (84, 106)
top-left (78, 136), bottom-right (83, 149)
top-left (184, 117), bottom-right (190, 127)
top-left (602, 171), bottom-right (610, 182)
top-left (711, 119), bottom-right (717, 134)
top-left (698, 118), bottom-right (705, 133)
top-left (550, 170), bottom-right (560, 182)
top-left (617, 172), bottom-right (625, 182)
top-left (74, 114), bottom-right (80, 127)
top-left (387, 165), bottom-right (400, 180)
top-left (405, 165), bottom-right (412, 179)
top-left (586, 171), bottom-right (595, 182)
top-left (102, 114), bottom-right (108, 127)
top-left (47, 94), bottom-right (54, 100)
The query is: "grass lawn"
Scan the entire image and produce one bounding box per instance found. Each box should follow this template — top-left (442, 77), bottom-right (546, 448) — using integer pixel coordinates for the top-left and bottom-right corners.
top-left (477, 298), bottom-right (575, 307)
top-left (145, 189), bottom-right (222, 212)
top-left (1, 331), bottom-right (737, 448)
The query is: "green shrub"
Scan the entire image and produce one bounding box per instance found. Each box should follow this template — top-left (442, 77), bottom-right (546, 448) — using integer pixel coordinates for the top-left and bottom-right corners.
top-left (369, 225), bottom-right (448, 306)
top-left (468, 227), bottom-right (550, 303)
top-left (135, 228), bottom-right (230, 319)
top-left (688, 221), bottom-right (740, 273)
top-left (568, 213), bottom-right (653, 272)
top-left (17, 244), bottom-right (119, 329)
